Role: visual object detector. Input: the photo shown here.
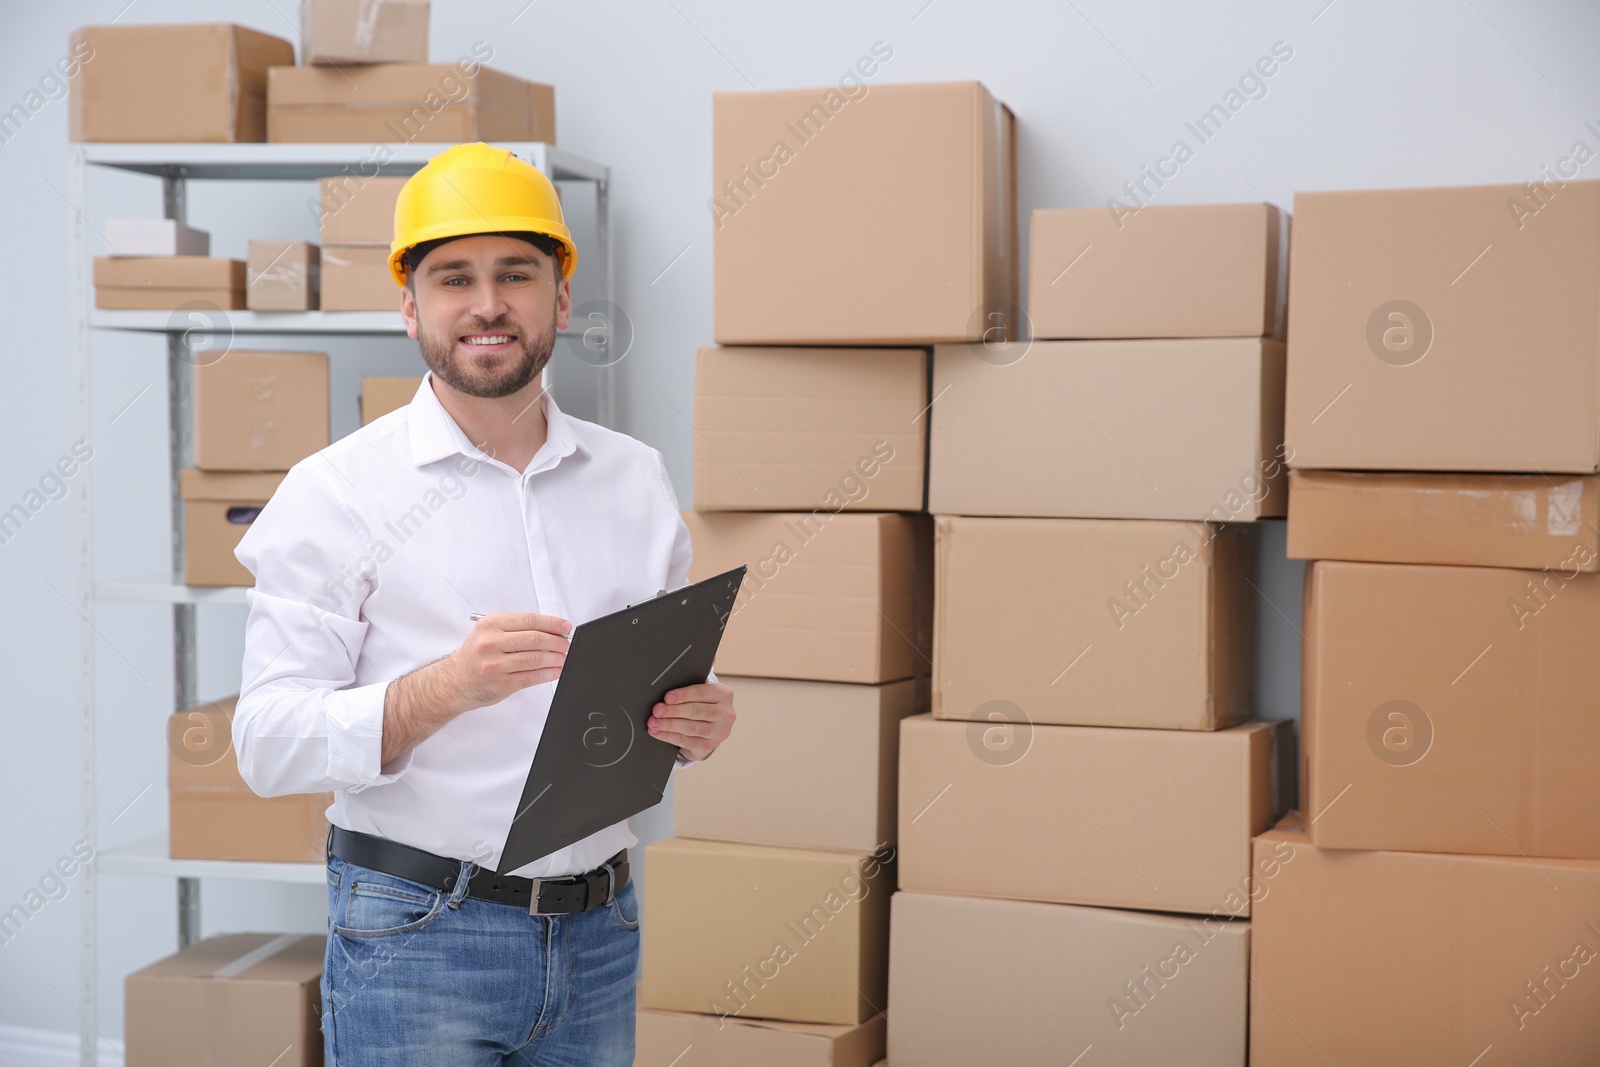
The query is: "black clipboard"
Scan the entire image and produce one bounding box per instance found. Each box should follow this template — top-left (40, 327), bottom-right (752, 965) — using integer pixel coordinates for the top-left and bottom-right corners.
top-left (497, 564), bottom-right (747, 873)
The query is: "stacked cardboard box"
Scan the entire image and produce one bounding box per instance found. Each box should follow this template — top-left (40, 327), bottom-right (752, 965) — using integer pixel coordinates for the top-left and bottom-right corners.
top-left (633, 80), bottom-right (1017, 1065)
top-left (888, 203), bottom-right (1296, 1065)
top-left (247, 239), bottom-right (320, 311)
top-left (317, 176), bottom-right (406, 311)
top-left (361, 375), bottom-right (423, 425)
top-left (1256, 178), bottom-right (1600, 1064)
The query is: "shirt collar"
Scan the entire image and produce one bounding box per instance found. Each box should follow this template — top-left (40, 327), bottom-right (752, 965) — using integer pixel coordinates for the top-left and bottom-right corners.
top-left (407, 370), bottom-right (590, 470)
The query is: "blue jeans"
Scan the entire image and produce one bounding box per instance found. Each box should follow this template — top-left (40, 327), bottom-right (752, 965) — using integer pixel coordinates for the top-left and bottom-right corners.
top-left (321, 854), bottom-right (639, 1065)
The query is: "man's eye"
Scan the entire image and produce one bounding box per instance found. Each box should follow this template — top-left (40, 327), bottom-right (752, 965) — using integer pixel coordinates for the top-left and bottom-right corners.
top-left (503, 272), bottom-right (530, 283)
top-left (443, 276), bottom-right (469, 287)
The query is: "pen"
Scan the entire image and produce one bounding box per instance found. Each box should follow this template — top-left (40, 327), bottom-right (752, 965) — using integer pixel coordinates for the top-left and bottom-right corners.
top-left (468, 612), bottom-right (573, 639)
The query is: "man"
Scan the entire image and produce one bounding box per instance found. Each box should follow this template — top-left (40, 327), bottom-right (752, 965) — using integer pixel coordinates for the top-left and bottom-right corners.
top-left (233, 142), bottom-right (735, 1066)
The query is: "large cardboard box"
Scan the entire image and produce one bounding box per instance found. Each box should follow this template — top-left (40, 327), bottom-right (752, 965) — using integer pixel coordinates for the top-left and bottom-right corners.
top-left (640, 838), bottom-right (893, 1026)
top-left (634, 1008), bottom-right (885, 1067)
top-left (692, 346), bottom-right (929, 512)
top-left (929, 339), bottom-right (1288, 520)
top-left (322, 246), bottom-right (398, 311)
top-left (898, 714), bottom-right (1290, 915)
top-left (1285, 180), bottom-right (1600, 472)
top-left (932, 516), bottom-right (1254, 730)
top-left (69, 23), bottom-right (294, 142)
top-left (889, 891), bottom-right (1248, 1066)
top-left (1303, 560), bottom-right (1600, 858)
top-left (195, 350), bottom-right (330, 470)
top-left (301, 0), bottom-right (429, 65)
top-left (673, 675), bottom-right (925, 852)
top-left (1028, 202), bottom-right (1288, 340)
top-left (125, 933), bottom-right (325, 1067)
top-left (247, 241), bottom-right (320, 312)
top-left (685, 511), bottom-right (931, 684)
top-left (93, 256), bottom-right (246, 311)
top-left (1288, 469), bottom-right (1600, 571)
top-left (179, 470), bottom-right (285, 586)
top-left (318, 176), bottom-right (407, 246)
top-left (361, 376), bottom-right (423, 425)
top-left (168, 696), bottom-right (332, 863)
top-left (714, 81), bottom-right (1015, 346)
top-left (1251, 816), bottom-right (1600, 1066)
top-left (268, 64), bottom-right (555, 143)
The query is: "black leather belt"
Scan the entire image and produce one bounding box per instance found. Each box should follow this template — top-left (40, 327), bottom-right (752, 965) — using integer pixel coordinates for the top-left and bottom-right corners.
top-left (328, 825), bottom-right (628, 916)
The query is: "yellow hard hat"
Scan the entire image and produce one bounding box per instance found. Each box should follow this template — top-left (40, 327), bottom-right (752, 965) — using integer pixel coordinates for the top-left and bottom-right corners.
top-left (388, 142), bottom-right (578, 288)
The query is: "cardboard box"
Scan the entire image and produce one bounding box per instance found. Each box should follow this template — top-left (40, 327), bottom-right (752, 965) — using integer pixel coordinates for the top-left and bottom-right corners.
top-left (1285, 180), bottom-right (1600, 472)
top-left (932, 516), bottom-right (1254, 730)
top-left (898, 714), bottom-right (1290, 915)
top-left (179, 470), bottom-right (286, 586)
top-left (93, 256), bottom-right (246, 311)
top-left (69, 23), bottom-right (294, 142)
top-left (318, 176), bottom-right (407, 246)
top-left (692, 346), bottom-right (929, 512)
top-left (125, 933), bottom-right (324, 1067)
top-left (1287, 469), bottom-right (1600, 572)
top-left (1302, 560), bottom-right (1600, 858)
top-left (929, 339), bottom-right (1288, 520)
top-left (104, 219), bottom-right (210, 257)
top-left (322, 246), bottom-right (398, 311)
top-left (1029, 202), bottom-right (1288, 340)
top-left (168, 696), bottom-right (332, 863)
top-left (640, 837), bottom-right (893, 1026)
top-left (247, 241), bottom-right (320, 312)
top-left (195, 350), bottom-right (330, 471)
top-left (673, 675), bottom-right (925, 852)
top-left (889, 891), bottom-right (1249, 1066)
top-left (634, 1008), bottom-right (885, 1067)
top-left (361, 376), bottom-right (422, 425)
top-left (713, 81), bottom-right (1015, 345)
top-left (301, 0), bottom-right (429, 65)
top-left (1251, 815), bottom-right (1600, 1066)
top-left (684, 511), bottom-right (931, 684)
top-left (268, 64), bottom-right (555, 143)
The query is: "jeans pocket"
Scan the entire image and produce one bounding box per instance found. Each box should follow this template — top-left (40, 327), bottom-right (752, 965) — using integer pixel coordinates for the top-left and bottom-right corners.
top-left (333, 871), bottom-right (446, 939)
top-left (606, 881), bottom-right (640, 932)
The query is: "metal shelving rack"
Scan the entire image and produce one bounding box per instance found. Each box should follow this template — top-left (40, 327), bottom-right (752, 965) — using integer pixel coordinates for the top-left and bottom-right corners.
top-left (68, 141), bottom-right (612, 1066)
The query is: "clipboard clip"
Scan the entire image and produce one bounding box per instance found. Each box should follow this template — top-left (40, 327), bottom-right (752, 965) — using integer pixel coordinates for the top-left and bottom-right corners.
top-left (626, 588), bottom-right (669, 610)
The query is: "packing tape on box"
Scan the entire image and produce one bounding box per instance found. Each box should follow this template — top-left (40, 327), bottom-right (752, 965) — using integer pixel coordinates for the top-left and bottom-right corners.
top-left (212, 932), bottom-right (308, 978)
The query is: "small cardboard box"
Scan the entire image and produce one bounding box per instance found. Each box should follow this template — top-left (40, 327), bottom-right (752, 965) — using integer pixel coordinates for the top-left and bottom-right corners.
top-left (361, 376), bottom-right (422, 425)
top-left (673, 675), bottom-right (926, 852)
top-left (300, 0), bottom-right (429, 65)
top-left (889, 891), bottom-right (1249, 1066)
top-left (692, 346), bottom-right (929, 512)
top-left (93, 256), bottom-right (246, 311)
top-left (105, 219), bottom-right (210, 257)
top-left (932, 516), bottom-right (1255, 730)
top-left (1029, 202), bottom-right (1288, 340)
top-left (929, 338), bottom-right (1288, 520)
top-left (179, 469), bottom-right (286, 587)
top-left (640, 837), bottom-right (894, 1026)
top-left (195, 350), bottom-right (330, 471)
top-left (634, 1008), bottom-right (885, 1067)
top-left (898, 715), bottom-right (1291, 915)
top-left (318, 176), bottom-right (407, 246)
top-left (269, 63), bottom-right (555, 143)
top-left (714, 81), bottom-right (1015, 345)
top-left (125, 933), bottom-right (325, 1067)
top-left (322, 246), bottom-right (398, 311)
top-left (1250, 816), bottom-right (1600, 1065)
top-left (1302, 560), bottom-right (1600, 858)
top-left (1287, 469), bottom-right (1600, 571)
top-left (168, 696), bottom-right (332, 863)
top-left (69, 23), bottom-right (294, 142)
top-left (247, 240), bottom-right (320, 312)
top-left (684, 511), bottom-right (932, 684)
top-left (1285, 180), bottom-right (1600, 472)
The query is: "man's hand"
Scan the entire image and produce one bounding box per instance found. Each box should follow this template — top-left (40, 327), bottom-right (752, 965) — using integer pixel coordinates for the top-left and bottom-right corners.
top-left (649, 680), bottom-right (735, 763)
top-left (381, 613), bottom-right (570, 767)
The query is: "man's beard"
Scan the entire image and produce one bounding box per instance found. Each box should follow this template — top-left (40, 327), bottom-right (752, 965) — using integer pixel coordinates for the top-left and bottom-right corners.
top-left (417, 313), bottom-right (557, 400)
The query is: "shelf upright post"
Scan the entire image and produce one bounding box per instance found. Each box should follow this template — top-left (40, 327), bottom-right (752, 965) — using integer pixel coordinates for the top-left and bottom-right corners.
top-left (161, 167), bottom-right (203, 950)
top-left (596, 168), bottom-right (615, 429)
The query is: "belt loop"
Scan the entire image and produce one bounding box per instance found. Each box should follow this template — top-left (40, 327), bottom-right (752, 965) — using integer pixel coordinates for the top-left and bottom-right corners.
top-left (601, 862), bottom-right (616, 906)
top-left (447, 860), bottom-right (474, 907)
top-left (324, 824), bottom-right (334, 862)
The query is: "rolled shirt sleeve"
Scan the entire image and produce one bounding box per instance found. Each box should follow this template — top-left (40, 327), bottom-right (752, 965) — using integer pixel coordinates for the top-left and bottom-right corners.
top-left (231, 460), bottom-right (409, 798)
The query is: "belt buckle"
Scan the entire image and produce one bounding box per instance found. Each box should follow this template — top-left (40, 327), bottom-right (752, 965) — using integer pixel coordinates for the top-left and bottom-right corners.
top-left (526, 877), bottom-right (547, 916)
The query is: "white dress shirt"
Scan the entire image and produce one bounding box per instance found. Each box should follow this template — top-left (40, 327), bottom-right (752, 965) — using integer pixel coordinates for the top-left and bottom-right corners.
top-left (233, 372), bottom-right (701, 878)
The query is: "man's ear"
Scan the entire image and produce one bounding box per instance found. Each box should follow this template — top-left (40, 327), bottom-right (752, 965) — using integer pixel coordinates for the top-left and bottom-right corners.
top-left (399, 278), bottom-right (419, 339)
top-left (554, 274), bottom-right (573, 333)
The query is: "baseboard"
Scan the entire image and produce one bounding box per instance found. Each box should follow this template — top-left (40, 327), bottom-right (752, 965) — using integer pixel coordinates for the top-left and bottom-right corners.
top-left (0, 1023), bottom-right (121, 1067)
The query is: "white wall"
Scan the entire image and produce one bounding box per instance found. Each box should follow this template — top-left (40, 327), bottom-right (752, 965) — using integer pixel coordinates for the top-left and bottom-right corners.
top-left (1, 0), bottom-right (1595, 1042)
